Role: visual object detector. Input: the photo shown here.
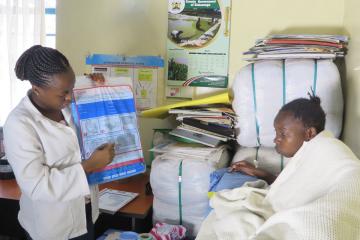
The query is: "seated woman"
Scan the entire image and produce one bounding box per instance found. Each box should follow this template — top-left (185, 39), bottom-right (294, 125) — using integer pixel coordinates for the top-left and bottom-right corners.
top-left (196, 95), bottom-right (360, 240)
top-left (228, 94), bottom-right (328, 184)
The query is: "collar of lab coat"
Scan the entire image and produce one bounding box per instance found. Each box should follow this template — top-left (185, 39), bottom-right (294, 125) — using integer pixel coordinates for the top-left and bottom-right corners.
top-left (24, 91), bottom-right (73, 125)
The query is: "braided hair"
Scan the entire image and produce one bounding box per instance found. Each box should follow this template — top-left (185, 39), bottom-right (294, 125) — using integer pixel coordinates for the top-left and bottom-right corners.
top-left (279, 93), bottom-right (326, 133)
top-left (14, 45), bottom-right (71, 87)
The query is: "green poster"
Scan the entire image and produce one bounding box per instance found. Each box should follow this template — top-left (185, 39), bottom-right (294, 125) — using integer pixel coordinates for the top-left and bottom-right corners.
top-left (167, 0), bottom-right (231, 88)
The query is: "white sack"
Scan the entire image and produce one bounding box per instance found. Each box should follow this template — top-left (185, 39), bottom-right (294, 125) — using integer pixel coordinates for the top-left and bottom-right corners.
top-left (150, 147), bottom-right (229, 237)
top-left (232, 59), bottom-right (343, 147)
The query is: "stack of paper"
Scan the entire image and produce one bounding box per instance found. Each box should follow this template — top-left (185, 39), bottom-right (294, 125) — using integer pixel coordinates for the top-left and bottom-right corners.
top-left (98, 188), bottom-right (138, 215)
top-left (168, 104), bottom-right (236, 147)
top-left (150, 141), bottom-right (228, 165)
top-left (243, 34), bottom-right (348, 61)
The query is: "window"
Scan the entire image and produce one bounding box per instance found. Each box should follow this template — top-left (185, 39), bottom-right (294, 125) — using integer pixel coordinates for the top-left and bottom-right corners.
top-left (45, 0), bottom-right (56, 48)
top-left (0, 1), bottom-right (54, 124)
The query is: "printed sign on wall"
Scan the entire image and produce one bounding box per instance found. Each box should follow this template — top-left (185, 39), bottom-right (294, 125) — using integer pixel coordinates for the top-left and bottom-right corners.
top-left (86, 54), bottom-right (164, 110)
top-left (167, 0), bottom-right (231, 88)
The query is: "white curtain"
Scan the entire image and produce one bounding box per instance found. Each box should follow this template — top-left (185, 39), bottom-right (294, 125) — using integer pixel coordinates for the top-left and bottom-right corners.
top-left (0, 0), bottom-right (45, 125)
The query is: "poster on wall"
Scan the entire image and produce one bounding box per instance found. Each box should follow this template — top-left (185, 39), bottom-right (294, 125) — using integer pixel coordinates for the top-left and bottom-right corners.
top-left (167, 0), bottom-right (231, 88)
top-left (86, 54), bottom-right (164, 110)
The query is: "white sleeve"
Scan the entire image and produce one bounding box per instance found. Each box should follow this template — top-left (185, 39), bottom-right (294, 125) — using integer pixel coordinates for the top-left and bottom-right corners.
top-left (4, 119), bottom-right (90, 202)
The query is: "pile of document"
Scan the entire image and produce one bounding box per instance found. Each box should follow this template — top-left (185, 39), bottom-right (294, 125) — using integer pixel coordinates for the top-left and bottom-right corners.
top-left (150, 141), bottom-right (230, 166)
top-left (167, 104), bottom-right (236, 147)
top-left (243, 34), bottom-right (348, 61)
top-left (98, 188), bottom-right (138, 215)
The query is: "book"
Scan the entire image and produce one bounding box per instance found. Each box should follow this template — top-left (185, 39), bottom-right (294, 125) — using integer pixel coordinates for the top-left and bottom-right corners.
top-left (178, 125), bottom-right (229, 141)
top-left (244, 53), bottom-right (336, 61)
top-left (169, 128), bottom-right (221, 147)
top-left (169, 104), bottom-right (235, 116)
top-left (176, 114), bottom-right (229, 121)
top-left (169, 108), bottom-right (223, 116)
top-left (267, 34), bottom-right (348, 43)
top-left (182, 118), bottom-right (235, 137)
top-left (264, 39), bottom-right (344, 48)
top-left (181, 117), bottom-right (233, 125)
top-left (98, 188), bottom-right (138, 214)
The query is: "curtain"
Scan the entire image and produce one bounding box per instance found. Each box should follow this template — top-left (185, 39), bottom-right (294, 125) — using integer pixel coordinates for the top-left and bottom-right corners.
top-left (0, 0), bottom-right (45, 125)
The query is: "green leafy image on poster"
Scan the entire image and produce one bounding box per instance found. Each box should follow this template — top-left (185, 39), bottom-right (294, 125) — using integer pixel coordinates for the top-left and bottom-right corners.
top-left (167, 0), bottom-right (231, 88)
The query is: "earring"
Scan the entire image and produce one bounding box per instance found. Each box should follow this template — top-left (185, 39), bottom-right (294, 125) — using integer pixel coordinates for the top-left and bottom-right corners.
top-left (32, 90), bottom-right (39, 96)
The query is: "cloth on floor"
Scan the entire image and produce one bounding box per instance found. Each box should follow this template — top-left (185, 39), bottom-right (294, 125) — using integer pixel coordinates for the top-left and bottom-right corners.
top-left (196, 131), bottom-right (360, 240)
top-left (150, 222), bottom-right (186, 240)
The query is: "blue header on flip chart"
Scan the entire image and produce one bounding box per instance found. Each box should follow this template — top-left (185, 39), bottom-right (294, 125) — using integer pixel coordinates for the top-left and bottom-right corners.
top-left (86, 54), bottom-right (164, 67)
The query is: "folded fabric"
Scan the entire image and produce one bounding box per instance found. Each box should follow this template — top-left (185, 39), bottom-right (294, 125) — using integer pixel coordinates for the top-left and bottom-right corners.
top-left (197, 181), bottom-right (271, 240)
top-left (209, 168), bottom-right (258, 192)
top-left (197, 131), bottom-right (360, 240)
top-left (150, 222), bottom-right (186, 240)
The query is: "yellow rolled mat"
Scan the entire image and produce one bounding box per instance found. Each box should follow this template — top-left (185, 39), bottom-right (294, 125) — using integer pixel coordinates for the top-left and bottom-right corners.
top-left (140, 92), bottom-right (230, 119)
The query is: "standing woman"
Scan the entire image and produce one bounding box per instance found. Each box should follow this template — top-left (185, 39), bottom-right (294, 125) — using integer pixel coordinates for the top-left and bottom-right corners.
top-left (3, 45), bottom-right (115, 240)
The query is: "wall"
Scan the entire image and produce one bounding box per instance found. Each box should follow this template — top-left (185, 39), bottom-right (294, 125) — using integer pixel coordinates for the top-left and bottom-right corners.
top-left (57, 0), bottom-right (345, 162)
top-left (342, 0), bottom-right (360, 156)
top-left (57, 0), bottom-right (172, 164)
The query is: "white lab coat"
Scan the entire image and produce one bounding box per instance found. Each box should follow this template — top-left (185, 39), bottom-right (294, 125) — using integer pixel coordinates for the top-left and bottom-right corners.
top-left (3, 94), bottom-right (99, 240)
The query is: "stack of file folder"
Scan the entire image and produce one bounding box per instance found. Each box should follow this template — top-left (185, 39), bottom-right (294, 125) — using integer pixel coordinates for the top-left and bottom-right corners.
top-left (243, 34), bottom-right (348, 61)
top-left (168, 104), bottom-right (236, 147)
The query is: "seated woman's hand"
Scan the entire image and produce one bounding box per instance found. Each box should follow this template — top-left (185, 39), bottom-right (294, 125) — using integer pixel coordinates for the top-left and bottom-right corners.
top-left (229, 160), bottom-right (262, 176)
top-left (228, 160), bottom-right (277, 184)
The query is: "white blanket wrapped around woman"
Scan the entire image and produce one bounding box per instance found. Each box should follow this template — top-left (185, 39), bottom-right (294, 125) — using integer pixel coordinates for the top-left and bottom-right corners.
top-left (196, 131), bottom-right (360, 240)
